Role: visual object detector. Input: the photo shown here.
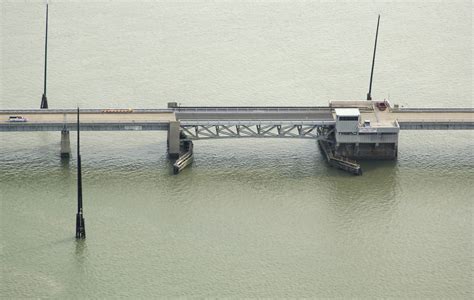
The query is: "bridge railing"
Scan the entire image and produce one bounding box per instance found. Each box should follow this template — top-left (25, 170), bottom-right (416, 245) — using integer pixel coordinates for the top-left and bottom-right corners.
top-left (174, 106), bottom-right (331, 112)
top-left (0, 109), bottom-right (174, 114)
top-left (394, 108), bottom-right (473, 113)
top-left (398, 119), bottom-right (473, 130)
top-left (397, 119), bottom-right (473, 123)
top-left (0, 121), bottom-right (172, 125)
top-left (0, 107), bottom-right (332, 114)
top-left (180, 120), bottom-right (335, 126)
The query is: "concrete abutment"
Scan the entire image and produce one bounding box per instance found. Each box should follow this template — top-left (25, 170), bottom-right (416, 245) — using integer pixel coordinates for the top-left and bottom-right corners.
top-left (167, 120), bottom-right (194, 174)
top-left (167, 121), bottom-right (180, 158)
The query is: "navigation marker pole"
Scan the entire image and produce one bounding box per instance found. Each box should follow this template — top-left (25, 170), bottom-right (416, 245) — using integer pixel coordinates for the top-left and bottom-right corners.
top-left (40, 1), bottom-right (49, 109)
top-left (76, 108), bottom-right (86, 239)
top-left (367, 14), bottom-right (380, 101)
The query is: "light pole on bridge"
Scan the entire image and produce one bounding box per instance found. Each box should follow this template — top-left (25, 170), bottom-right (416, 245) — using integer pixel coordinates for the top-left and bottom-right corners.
top-left (367, 15), bottom-right (380, 101)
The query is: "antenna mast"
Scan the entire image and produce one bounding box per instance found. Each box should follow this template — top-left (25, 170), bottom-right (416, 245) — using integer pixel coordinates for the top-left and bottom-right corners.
top-left (40, 1), bottom-right (49, 109)
top-left (76, 108), bottom-right (86, 239)
top-left (367, 14), bottom-right (380, 101)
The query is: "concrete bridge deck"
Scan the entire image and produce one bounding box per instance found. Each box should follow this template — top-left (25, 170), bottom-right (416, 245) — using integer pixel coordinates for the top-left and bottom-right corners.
top-left (0, 109), bottom-right (175, 131)
top-left (0, 106), bottom-right (472, 131)
top-left (359, 109), bottom-right (473, 130)
top-left (0, 107), bottom-right (336, 131)
top-left (1, 104), bottom-right (472, 175)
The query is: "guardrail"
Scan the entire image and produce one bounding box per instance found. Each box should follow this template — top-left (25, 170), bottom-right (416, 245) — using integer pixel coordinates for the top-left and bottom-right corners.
top-left (397, 119), bottom-right (473, 123)
top-left (0, 120), bottom-right (172, 124)
top-left (2, 107), bottom-right (472, 114)
top-left (394, 108), bottom-right (473, 113)
top-left (0, 107), bottom-right (332, 114)
top-left (174, 106), bottom-right (331, 112)
top-left (0, 122), bottom-right (170, 132)
top-left (180, 120), bottom-right (335, 126)
top-left (398, 119), bottom-right (473, 130)
top-left (0, 109), bottom-right (174, 114)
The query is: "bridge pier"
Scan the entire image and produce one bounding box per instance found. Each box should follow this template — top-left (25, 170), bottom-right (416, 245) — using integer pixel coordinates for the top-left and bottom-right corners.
top-left (60, 129), bottom-right (71, 158)
top-left (167, 121), bottom-right (180, 158)
top-left (335, 143), bottom-right (398, 160)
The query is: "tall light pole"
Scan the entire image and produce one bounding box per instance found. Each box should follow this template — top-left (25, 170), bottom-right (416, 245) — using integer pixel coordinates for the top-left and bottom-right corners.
top-left (76, 108), bottom-right (86, 239)
top-left (367, 15), bottom-right (380, 101)
top-left (40, 1), bottom-right (49, 109)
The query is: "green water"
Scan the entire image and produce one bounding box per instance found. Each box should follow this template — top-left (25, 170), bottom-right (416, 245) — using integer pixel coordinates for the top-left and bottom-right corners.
top-left (1, 1), bottom-right (472, 298)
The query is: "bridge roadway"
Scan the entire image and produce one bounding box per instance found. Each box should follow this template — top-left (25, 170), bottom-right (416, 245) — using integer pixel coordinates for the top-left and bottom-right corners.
top-left (360, 109), bottom-right (474, 130)
top-left (0, 108), bottom-right (335, 131)
top-left (0, 110), bottom-right (176, 131)
top-left (0, 107), bottom-right (472, 131)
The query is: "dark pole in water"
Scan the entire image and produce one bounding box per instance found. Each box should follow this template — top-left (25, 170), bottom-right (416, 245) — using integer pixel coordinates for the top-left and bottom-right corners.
top-left (76, 108), bottom-right (86, 239)
top-left (367, 14), bottom-right (380, 101)
top-left (40, 1), bottom-right (49, 109)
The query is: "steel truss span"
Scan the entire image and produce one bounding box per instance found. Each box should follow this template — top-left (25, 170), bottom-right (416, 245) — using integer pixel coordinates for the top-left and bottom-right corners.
top-left (180, 124), bottom-right (333, 140)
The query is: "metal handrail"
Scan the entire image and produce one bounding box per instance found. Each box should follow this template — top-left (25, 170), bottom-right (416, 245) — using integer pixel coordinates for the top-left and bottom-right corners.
top-left (180, 120), bottom-right (335, 126)
top-left (175, 107), bottom-right (331, 112)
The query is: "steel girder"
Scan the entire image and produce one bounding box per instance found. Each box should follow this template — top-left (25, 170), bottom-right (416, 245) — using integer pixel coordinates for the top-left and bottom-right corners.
top-left (180, 124), bottom-right (333, 140)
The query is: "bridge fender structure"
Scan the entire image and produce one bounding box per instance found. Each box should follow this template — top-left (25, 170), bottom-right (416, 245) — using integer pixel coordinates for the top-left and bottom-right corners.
top-left (60, 129), bottom-right (71, 158)
top-left (173, 137), bottom-right (194, 174)
top-left (167, 121), bottom-right (180, 158)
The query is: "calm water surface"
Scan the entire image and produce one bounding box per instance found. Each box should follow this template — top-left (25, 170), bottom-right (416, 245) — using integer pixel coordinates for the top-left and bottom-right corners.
top-left (1, 0), bottom-right (473, 298)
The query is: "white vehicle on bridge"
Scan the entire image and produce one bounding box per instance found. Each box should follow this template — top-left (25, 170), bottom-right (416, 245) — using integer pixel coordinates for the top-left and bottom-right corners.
top-left (8, 116), bottom-right (28, 122)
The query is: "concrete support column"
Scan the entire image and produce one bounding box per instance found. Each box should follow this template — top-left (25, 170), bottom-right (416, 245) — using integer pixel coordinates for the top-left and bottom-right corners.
top-left (60, 129), bottom-right (71, 158)
top-left (167, 121), bottom-right (180, 158)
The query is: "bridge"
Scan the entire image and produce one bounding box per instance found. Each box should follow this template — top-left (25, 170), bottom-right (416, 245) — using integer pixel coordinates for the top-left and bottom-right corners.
top-left (3, 7), bottom-right (470, 175)
top-left (1, 100), bottom-right (472, 175)
top-left (1, 104), bottom-right (471, 132)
